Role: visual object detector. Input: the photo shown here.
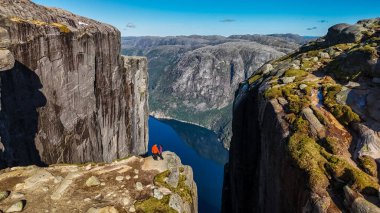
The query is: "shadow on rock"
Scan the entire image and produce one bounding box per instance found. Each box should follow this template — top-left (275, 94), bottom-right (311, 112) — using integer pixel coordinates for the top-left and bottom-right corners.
top-left (0, 61), bottom-right (47, 168)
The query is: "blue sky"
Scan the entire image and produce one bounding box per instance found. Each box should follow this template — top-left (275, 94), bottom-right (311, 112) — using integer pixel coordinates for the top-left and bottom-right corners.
top-left (33, 0), bottom-right (380, 37)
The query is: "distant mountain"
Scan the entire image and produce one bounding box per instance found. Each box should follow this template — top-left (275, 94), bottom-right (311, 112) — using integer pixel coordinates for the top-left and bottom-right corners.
top-left (121, 34), bottom-right (315, 148)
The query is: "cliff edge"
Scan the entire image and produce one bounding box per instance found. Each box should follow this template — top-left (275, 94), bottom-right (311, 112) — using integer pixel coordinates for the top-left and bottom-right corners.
top-left (0, 0), bottom-right (148, 166)
top-left (0, 151), bottom-right (197, 213)
top-left (223, 18), bottom-right (380, 212)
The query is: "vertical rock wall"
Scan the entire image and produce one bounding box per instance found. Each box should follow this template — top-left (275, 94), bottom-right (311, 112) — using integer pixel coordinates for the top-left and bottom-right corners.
top-left (0, 0), bottom-right (148, 166)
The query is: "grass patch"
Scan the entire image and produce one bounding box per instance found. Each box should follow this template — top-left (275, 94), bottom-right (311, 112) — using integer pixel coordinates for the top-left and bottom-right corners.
top-left (248, 74), bottom-right (262, 84)
top-left (154, 170), bottom-right (193, 203)
top-left (322, 152), bottom-right (379, 195)
top-left (322, 84), bottom-right (360, 125)
top-left (51, 23), bottom-right (71, 33)
top-left (288, 132), bottom-right (329, 193)
top-left (135, 195), bottom-right (177, 213)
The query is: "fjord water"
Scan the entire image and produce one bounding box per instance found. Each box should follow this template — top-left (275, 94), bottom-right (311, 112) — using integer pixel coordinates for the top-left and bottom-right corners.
top-left (148, 116), bottom-right (229, 213)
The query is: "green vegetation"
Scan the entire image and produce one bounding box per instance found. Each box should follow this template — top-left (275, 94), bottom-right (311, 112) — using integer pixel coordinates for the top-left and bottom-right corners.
top-left (301, 60), bottom-right (315, 70)
top-left (288, 133), bottom-right (329, 193)
top-left (323, 136), bottom-right (340, 155)
top-left (306, 50), bottom-right (321, 57)
top-left (322, 152), bottom-right (379, 195)
top-left (322, 84), bottom-right (360, 125)
top-left (10, 17), bottom-right (71, 33)
top-left (264, 86), bottom-right (283, 99)
top-left (287, 131), bottom-right (380, 196)
top-left (287, 94), bottom-right (310, 114)
top-left (311, 106), bottom-right (327, 125)
top-left (284, 69), bottom-right (308, 81)
top-left (248, 74), bottom-right (262, 84)
top-left (358, 155), bottom-right (377, 177)
top-left (292, 116), bottom-right (309, 133)
top-left (154, 170), bottom-right (193, 203)
top-left (135, 195), bottom-right (177, 213)
top-left (51, 23), bottom-right (71, 33)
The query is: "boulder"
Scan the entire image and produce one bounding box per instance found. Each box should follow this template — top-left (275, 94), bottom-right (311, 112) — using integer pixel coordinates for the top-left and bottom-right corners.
top-left (281, 76), bottom-right (296, 84)
top-left (301, 108), bottom-right (325, 138)
top-left (318, 52), bottom-right (330, 59)
top-left (326, 23), bottom-right (365, 45)
top-left (169, 193), bottom-right (183, 213)
top-left (135, 182), bottom-right (143, 191)
top-left (153, 189), bottom-right (163, 200)
top-left (0, 49), bottom-right (15, 71)
top-left (86, 206), bottom-right (119, 213)
top-left (5, 200), bottom-right (25, 213)
top-left (85, 176), bottom-right (100, 187)
top-left (166, 170), bottom-right (179, 188)
top-left (343, 186), bottom-right (380, 213)
top-left (0, 191), bottom-right (10, 202)
top-left (261, 64), bottom-right (273, 75)
top-left (0, 27), bottom-right (10, 48)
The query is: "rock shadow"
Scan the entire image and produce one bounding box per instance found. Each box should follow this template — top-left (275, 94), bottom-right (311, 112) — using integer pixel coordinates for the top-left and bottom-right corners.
top-left (0, 61), bottom-right (47, 168)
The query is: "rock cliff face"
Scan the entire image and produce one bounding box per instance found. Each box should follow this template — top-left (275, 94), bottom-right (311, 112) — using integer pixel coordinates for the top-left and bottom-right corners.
top-left (223, 18), bottom-right (380, 212)
top-left (0, 0), bottom-right (148, 167)
top-left (0, 151), bottom-right (198, 213)
top-left (123, 35), bottom-right (311, 148)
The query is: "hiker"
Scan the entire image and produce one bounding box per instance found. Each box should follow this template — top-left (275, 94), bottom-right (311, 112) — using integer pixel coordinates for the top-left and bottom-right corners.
top-left (158, 144), bottom-right (164, 160)
top-left (152, 144), bottom-right (159, 160)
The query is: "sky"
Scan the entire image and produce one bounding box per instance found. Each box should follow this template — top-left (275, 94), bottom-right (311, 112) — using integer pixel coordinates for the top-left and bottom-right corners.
top-left (32, 0), bottom-right (380, 37)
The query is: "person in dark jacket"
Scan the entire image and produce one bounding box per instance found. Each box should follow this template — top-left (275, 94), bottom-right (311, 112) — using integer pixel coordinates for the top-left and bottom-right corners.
top-left (158, 144), bottom-right (164, 160)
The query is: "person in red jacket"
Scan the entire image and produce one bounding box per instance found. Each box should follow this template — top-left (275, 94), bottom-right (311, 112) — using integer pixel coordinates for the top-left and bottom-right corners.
top-left (152, 144), bottom-right (159, 160)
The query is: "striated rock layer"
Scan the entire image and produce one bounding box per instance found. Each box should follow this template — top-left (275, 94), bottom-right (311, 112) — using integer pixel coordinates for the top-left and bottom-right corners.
top-left (0, 151), bottom-right (197, 213)
top-left (0, 0), bottom-right (148, 166)
top-left (223, 18), bottom-right (380, 212)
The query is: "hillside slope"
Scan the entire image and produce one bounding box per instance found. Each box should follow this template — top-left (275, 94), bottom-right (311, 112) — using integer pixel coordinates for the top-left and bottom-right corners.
top-left (223, 18), bottom-right (380, 212)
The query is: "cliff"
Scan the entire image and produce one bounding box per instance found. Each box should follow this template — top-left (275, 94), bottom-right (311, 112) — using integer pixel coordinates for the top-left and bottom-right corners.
top-left (122, 35), bottom-right (310, 148)
top-left (223, 18), bottom-right (380, 212)
top-left (0, 0), bottom-right (148, 166)
top-left (0, 151), bottom-right (197, 213)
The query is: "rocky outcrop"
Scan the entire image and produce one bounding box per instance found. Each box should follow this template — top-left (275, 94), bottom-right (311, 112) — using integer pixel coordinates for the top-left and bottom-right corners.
top-left (122, 35), bottom-right (311, 148)
top-left (223, 18), bottom-right (380, 212)
top-left (0, 151), bottom-right (198, 213)
top-left (0, 0), bottom-right (148, 167)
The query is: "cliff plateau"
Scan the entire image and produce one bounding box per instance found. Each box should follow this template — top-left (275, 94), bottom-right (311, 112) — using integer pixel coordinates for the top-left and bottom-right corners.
top-left (223, 18), bottom-right (380, 212)
top-left (0, 0), bottom-right (148, 167)
top-left (0, 151), bottom-right (197, 213)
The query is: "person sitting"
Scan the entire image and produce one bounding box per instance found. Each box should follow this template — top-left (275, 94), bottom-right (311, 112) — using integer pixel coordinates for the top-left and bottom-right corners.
top-left (158, 144), bottom-right (164, 160)
top-left (152, 144), bottom-right (159, 160)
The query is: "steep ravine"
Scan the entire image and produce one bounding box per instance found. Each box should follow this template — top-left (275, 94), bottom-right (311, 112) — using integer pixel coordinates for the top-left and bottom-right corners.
top-left (223, 18), bottom-right (380, 212)
top-left (122, 35), bottom-right (311, 148)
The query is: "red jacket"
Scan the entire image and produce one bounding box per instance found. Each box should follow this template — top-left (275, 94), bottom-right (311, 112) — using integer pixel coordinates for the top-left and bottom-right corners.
top-left (152, 145), bottom-right (159, 154)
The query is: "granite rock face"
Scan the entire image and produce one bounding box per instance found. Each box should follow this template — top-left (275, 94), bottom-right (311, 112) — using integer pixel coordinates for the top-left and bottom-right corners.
top-left (223, 18), bottom-right (380, 212)
top-left (0, 151), bottom-right (197, 213)
top-left (0, 0), bottom-right (148, 167)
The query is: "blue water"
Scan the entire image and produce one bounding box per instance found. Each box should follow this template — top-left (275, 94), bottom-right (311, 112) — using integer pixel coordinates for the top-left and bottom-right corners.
top-left (148, 116), bottom-right (229, 213)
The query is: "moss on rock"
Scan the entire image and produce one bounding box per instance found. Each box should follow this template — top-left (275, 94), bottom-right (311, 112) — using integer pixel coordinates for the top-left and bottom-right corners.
top-left (358, 155), bottom-right (377, 177)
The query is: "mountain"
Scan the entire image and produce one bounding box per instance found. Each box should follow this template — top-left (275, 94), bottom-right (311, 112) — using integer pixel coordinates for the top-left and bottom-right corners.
top-left (122, 34), bottom-right (314, 148)
top-left (0, 1), bottom-right (197, 213)
top-left (0, 0), bottom-right (148, 166)
top-left (223, 18), bottom-right (380, 212)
